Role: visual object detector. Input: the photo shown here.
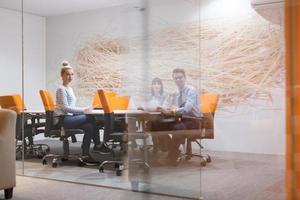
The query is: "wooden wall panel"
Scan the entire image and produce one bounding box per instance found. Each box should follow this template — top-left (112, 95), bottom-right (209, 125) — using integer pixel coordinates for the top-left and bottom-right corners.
top-left (285, 0), bottom-right (300, 199)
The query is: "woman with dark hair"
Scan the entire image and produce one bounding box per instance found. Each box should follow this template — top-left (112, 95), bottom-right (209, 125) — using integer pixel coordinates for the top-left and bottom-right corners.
top-left (141, 77), bottom-right (171, 154)
top-left (144, 77), bottom-right (168, 111)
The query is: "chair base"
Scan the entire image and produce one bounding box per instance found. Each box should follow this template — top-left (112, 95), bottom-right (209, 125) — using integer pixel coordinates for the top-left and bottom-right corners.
top-left (42, 154), bottom-right (97, 168)
top-left (99, 160), bottom-right (125, 176)
top-left (185, 138), bottom-right (211, 166)
top-left (4, 188), bottom-right (13, 199)
top-left (98, 145), bottom-right (151, 176)
top-left (16, 144), bottom-right (50, 159)
top-left (185, 153), bottom-right (211, 166)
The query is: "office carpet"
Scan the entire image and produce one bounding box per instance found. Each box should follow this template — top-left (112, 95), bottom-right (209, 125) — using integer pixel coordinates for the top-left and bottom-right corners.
top-left (15, 139), bottom-right (284, 200)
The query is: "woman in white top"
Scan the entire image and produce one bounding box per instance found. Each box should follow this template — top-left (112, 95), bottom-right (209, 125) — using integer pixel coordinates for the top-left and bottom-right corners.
top-left (54, 61), bottom-right (102, 162)
top-left (144, 77), bottom-right (170, 153)
top-left (144, 77), bottom-right (169, 111)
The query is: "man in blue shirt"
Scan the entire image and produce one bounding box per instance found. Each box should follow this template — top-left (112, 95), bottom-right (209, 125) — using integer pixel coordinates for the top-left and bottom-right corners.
top-left (155, 68), bottom-right (201, 165)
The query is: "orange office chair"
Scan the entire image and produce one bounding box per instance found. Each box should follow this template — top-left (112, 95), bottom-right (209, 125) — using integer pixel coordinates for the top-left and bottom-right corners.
top-left (92, 90), bottom-right (117, 127)
top-left (39, 89), bottom-right (86, 167)
top-left (92, 90), bottom-right (116, 109)
top-left (97, 89), bottom-right (132, 176)
top-left (111, 96), bottom-right (130, 110)
top-left (0, 94), bottom-right (25, 114)
top-left (0, 94), bottom-right (48, 159)
top-left (185, 93), bottom-right (220, 166)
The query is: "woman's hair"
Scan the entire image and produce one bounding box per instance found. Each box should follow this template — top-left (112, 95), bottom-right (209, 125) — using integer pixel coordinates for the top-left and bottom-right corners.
top-left (151, 77), bottom-right (163, 95)
top-left (60, 61), bottom-right (73, 76)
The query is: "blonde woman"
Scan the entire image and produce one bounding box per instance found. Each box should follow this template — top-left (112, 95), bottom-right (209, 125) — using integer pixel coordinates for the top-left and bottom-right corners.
top-left (53, 61), bottom-right (103, 163)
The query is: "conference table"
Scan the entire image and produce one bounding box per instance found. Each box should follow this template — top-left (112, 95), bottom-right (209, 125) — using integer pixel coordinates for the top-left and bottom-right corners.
top-left (85, 109), bottom-right (164, 133)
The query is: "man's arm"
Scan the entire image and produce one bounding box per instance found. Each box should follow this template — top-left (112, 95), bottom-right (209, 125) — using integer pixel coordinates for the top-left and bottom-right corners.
top-left (175, 88), bottom-right (197, 115)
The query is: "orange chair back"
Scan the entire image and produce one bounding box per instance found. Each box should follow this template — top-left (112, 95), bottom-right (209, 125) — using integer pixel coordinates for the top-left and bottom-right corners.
top-left (98, 89), bottom-right (113, 113)
top-left (39, 90), bottom-right (55, 111)
top-left (97, 89), bottom-right (128, 113)
top-left (0, 94), bottom-right (26, 114)
top-left (92, 93), bottom-right (102, 109)
top-left (200, 94), bottom-right (220, 113)
top-left (111, 96), bottom-right (129, 110)
top-left (92, 90), bottom-right (116, 109)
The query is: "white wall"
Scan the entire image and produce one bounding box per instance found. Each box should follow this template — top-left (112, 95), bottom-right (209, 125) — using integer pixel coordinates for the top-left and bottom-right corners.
top-left (203, 88), bottom-right (285, 155)
top-left (45, 0), bottom-right (285, 155)
top-left (0, 7), bottom-right (46, 109)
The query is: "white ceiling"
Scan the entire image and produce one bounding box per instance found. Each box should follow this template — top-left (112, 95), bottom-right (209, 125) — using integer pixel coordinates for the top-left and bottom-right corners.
top-left (250, 0), bottom-right (284, 25)
top-left (0, 0), bottom-right (142, 17)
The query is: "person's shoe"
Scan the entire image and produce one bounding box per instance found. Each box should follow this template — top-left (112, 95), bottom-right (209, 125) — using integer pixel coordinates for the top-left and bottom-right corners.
top-left (93, 144), bottom-right (112, 154)
top-left (80, 155), bottom-right (98, 164)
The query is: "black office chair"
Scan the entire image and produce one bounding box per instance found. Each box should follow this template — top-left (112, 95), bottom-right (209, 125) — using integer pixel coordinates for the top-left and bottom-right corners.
top-left (97, 89), bottom-right (151, 176)
top-left (0, 94), bottom-right (49, 159)
top-left (15, 113), bottom-right (49, 159)
top-left (99, 112), bottom-right (128, 176)
top-left (97, 89), bottom-right (129, 176)
top-left (39, 90), bottom-right (86, 168)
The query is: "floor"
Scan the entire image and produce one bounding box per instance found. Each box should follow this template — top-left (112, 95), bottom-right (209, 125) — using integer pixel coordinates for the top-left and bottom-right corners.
top-left (0, 176), bottom-right (188, 200)
top-left (14, 139), bottom-right (285, 200)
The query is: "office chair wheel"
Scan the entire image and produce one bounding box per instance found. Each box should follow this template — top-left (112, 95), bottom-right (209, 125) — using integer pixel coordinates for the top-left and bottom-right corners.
top-left (206, 155), bottom-right (211, 163)
top-left (16, 151), bottom-right (22, 160)
top-left (116, 169), bottom-right (122, 176)
top-left (52, 158), bottom-right (59, 168)
top-left (99, 166), bottom-right (104, 173)
top-left (115, 163), bottom-right (120, 169)
top-left (52, 162), bottom-right (58, 168)
top-left (200, 160), bottom-right (206, 167)
top-left (37, 153), bottom-right (43, 159)
top-left (78, 160), bottom-right (86, 167)
top-left (42, 159), bottom-right (47, 165)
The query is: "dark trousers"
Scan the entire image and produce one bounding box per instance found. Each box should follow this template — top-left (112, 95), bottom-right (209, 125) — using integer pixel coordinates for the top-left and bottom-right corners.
top-left (63, 114), bottom-right (100, 156)
top-left (150, 118), bottom-right (200, 160)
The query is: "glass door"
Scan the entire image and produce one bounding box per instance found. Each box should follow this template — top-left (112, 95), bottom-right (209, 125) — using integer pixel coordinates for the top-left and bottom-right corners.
top-left (0, 0), bottom-right (25, 175)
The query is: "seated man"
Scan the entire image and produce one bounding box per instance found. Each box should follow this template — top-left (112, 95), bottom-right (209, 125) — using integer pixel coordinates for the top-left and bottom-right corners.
top-left (151, 68), bottom-right (201, 165)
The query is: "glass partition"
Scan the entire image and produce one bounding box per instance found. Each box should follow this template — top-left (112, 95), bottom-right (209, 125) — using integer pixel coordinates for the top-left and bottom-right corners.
top-left (125, 0), bottom-right (202, 198)
top-left (18, 0), bottom-right (203, 199)
top-left (1, 0), bottom-right (285, 199)
top-left (0, 0), bottom-right (24, 175)
top-left (199, 0), bottom-right (285, 199)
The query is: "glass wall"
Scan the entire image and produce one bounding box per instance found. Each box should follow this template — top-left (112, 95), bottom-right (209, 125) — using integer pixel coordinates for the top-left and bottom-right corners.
top-left (0, 0), bottom-right (287, 199)
top-left (0, 0), bottom-right (25, 174)
top-left (199, 0), bottom-right (285, 199)
top-left (125, 0), bottom-right (202, 198)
